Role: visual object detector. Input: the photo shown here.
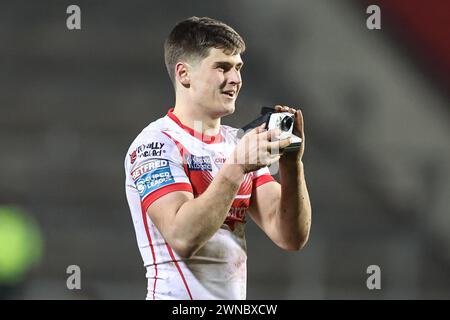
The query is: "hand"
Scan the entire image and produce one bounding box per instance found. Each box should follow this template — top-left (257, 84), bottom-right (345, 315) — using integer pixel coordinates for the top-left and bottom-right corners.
top-left (274, 105), bottom-right (305, 161)
top-left (228, 123), bottom-right (292, 173)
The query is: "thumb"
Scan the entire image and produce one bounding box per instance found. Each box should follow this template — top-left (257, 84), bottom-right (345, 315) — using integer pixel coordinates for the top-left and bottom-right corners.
top-left (242, 123), bottom-right (266, 137)
top-left (254, 123), bottom-right (267, 134)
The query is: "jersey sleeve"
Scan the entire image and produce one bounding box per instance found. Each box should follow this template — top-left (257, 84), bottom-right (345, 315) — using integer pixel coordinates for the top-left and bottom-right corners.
top-left (252, 166), bottom-right (275, 189)
top-left (125, 130), bottom-right (192, 211)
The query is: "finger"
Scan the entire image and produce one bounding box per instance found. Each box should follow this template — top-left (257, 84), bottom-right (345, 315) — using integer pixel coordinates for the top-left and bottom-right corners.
top-left (266, 154), bottom-right (281, 166)
top-left (255, 123), bottom-right (267, 134)
top-left (278, 137), bottom-right (293, 150)
top-left (279, 105), bottom-right (288, 113)
top-left (295, 109), bottom-right (304, 138)
top-left (257, 127), bottom-right (276, 141)
top-left (267, 137), bottom-right (292, 153)
top-left (246, 123), bottom-right (266, 136)
top-left (281, 105), bottom-right (296, 114)
top-left (258, 149), bottom-right (280, 165)
top-left (266, 128), bottom-right (282, 141)
top-left (274, 105), bottom-right (283, 112)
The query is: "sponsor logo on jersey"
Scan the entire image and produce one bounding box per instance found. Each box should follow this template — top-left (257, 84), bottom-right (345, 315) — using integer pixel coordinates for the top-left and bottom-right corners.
top-left (214, 157), bottom-right (226, 164)
top-left (130, 150), bottom-right (137, 164)
top-left (225, 207), bottom-right (248, 230)
top-left (228, 207), bottom-right (247, 221)
top-left (136, 142), bottom-right (165, 154)
top-left (135, 160), bottom-right (174, 199)
top-left (130, 142), bottom-right (166, 163)
top-left (213, 152), bottom-right (226, 165)
top-left (187, 155), bottom-right (212, 171)
top-left (131, 159), bottom-right (169, 181)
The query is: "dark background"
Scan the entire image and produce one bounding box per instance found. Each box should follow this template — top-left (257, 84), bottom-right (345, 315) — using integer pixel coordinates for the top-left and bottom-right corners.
top-left (1, 0), bottom-right (449, 299)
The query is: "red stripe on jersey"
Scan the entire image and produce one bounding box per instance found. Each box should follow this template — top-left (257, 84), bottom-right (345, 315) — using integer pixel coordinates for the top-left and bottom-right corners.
top-left (253, 174), bottom-right (275, 189)
top-left (188, 170), bottom-right (213, 196)
top-left (238, 173), bottom-right (253, 195)
top-left (165, 242), bottom-right (194, 300)
top-left (153, 131), bottom-right (193, 299)
top-left (161, 131), bottom-right (190, 176)
top-left (167, 108), bottom-right (224, 144)
top-left (142, 182), bottom-right (193, 212)
top-left (140, 204), bottom-right (158, 300)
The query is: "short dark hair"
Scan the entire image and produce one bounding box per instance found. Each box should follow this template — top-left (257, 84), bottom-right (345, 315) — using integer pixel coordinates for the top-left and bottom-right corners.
top-left (164, 16), bottom-right (246, 85)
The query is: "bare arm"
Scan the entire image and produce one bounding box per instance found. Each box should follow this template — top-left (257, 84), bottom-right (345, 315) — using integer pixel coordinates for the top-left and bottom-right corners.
top-left (249, 161), bottom-right (311, 250)
top-left (147, 163), bottom-right (245, 258)
top-left (278, 158), bottom-right (311, 249)
top-left (147, 126), bottom-right (290, 258)
top-left (249, 106), bottom-right (312, 250)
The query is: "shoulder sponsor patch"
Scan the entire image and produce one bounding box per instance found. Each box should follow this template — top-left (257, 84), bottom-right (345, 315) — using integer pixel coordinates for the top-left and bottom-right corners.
top-left (133, 159), bottom-right (175, 199)
top-left (129, 142), bottom-right (166, 164)
top-left (131, 159), bottom-right (169, 181)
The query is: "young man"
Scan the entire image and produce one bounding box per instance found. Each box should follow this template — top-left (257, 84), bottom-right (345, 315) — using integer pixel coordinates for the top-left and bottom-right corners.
top-left (124, 16), bottom-right (311, 300)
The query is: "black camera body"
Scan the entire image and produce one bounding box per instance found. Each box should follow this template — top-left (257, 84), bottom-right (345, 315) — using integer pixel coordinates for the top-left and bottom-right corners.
top-left (240, 107), bottom-right (302, 152)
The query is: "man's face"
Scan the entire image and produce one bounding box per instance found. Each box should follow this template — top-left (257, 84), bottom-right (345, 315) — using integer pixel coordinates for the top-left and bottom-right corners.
top-left (188, 48), bottom-right (243, 117)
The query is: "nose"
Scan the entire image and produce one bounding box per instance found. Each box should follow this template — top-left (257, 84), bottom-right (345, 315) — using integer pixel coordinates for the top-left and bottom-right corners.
top-left (228, 68), bottom-right (242, 86)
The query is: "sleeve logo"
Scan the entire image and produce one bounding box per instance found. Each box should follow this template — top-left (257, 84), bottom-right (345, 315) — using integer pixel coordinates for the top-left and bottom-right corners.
top-left (129, 150), bottom-right (137, 164)
top-left (129, 142), bottom-right (165, 164)
top-left (133, 159), bottom-right (174, 198)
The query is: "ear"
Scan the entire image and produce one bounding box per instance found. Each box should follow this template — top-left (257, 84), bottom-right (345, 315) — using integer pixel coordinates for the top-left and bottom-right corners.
top-left (175, 62), bottom-right (190, 88)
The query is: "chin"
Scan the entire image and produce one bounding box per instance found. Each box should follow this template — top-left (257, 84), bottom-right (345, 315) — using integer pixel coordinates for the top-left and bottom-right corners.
top-left (222, 103), bottom-right (235, 116)
top-left (226, 103), bottom-right (235, 113)
top-left (213, 103), bottom-right (235, 118)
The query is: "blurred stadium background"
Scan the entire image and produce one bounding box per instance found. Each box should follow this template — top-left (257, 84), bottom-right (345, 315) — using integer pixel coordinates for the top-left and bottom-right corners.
top-left (1, 0), bottom-right (449, 299)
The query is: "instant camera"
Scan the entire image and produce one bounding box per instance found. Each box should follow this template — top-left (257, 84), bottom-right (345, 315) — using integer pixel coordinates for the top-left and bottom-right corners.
top-left (239, 107), bottom-right (302, 152)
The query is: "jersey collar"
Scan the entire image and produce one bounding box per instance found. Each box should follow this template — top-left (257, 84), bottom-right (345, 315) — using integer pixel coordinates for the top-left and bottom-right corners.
top-left (167, 108), bottom-right (224, 144)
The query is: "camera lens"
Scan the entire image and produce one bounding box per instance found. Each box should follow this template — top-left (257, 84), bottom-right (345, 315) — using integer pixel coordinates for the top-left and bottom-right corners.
top-left (280, 116), bottom-right (293, 131)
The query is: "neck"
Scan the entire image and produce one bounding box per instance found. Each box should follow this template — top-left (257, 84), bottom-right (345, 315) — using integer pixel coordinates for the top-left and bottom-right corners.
top-left (172, 100), bottom-right (221, 136)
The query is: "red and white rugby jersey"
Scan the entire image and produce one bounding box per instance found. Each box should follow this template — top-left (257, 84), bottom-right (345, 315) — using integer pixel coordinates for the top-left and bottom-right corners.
top-left (124, 108), bottom-right (275, 300)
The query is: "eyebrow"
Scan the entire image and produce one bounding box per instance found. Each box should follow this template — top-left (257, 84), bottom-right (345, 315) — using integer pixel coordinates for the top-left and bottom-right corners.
top-left (213, 61), bottom-right (244, 69)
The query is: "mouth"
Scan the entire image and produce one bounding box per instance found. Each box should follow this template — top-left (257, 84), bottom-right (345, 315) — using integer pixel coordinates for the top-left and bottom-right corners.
top-left (221, 90), bottom-right (237, 99)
